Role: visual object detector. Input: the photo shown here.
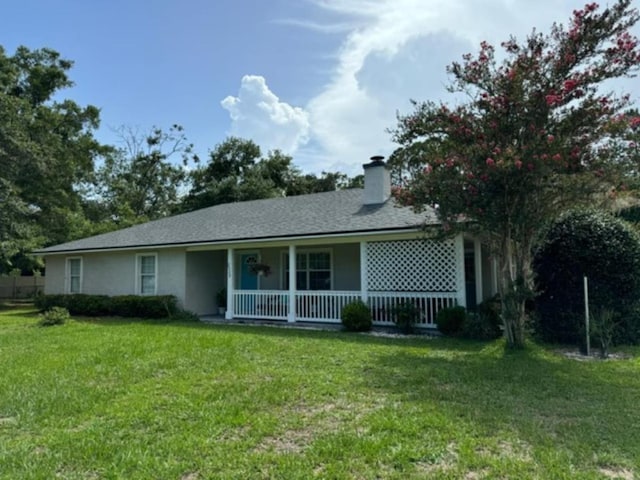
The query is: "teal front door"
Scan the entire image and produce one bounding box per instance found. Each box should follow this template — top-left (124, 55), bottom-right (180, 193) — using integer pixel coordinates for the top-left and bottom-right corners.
top-left (240, 254), bottom-right (258, 290)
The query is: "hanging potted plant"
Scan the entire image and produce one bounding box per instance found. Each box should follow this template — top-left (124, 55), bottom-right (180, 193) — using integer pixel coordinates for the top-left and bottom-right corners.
top-left (216, 287), bottom-right (227, 315)
top-left (249, 263), bottom-right (271, 277)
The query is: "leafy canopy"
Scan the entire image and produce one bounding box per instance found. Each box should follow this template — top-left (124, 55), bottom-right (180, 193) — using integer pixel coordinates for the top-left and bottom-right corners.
top-left (389, 1), bottom-right (640, 348)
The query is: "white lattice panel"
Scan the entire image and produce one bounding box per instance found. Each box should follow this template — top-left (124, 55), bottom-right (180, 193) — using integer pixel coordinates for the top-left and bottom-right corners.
top-left (366, 239), bottom-right (457, 292)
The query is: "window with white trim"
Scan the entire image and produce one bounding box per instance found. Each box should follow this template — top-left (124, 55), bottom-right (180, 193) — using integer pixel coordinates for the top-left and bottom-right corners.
top-left (137, 254), bottom-right (157, 295)
top-left (282, 251), bottom-right (332, 290)
top-left (66, 257), bottom-right (82, 294)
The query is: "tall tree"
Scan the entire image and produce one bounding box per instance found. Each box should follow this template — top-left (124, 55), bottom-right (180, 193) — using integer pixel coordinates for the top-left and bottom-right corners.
top-left (389, 1), bottom-right (640, 348)
top-left (94, 125), bottom-right (195, 225)
top-left (0, 46), bottom-right (106, 272)
top-left (181, 137), bottom-right (358, 212)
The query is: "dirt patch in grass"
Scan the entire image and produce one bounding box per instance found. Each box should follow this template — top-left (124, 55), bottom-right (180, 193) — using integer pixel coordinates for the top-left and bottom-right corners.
top-left (254, 428), bottom-right (314, 454)
top-left (0, 416), bottom-right (17, 426)
top-left (556, 349), bottom-right (633, 361)
top-left (414, 442), bottom-right (459, 475)
top-left (476, 439), bottom-right (533, 463)
top-left (599, 467), bottom-right (635, 479)
top-left (180, 472), bottom-right (199, 480)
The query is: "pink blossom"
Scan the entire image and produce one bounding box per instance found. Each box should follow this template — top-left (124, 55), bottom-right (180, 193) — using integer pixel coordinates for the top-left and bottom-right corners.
top-left (547, 135), bottom-right (555, 143)
top-left (423, 165), bottom-right (433, 174)
top-left (486, 157), bottom-right (495, 166)
top-left (545, 94), bottom-right (562, 106)
top-left (563, 79), bottom-right (579, 93)
top-left (446, 158), bottom-right (455, 168)
top-left (514, 160), bottom-right (523, 169)
top-left (630, 117), bottom-right (640, 128)
top-left (553, 153), bottom-right (562, 161)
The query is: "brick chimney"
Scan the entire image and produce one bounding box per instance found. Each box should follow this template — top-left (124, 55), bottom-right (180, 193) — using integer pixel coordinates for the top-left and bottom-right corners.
top-left (363, 155), bottom-right (391, 205)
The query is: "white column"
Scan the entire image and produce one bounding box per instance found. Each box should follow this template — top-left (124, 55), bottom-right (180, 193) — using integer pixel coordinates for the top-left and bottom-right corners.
top-left (360, 241), bottom-right (368, 303)
top-left (225, 248), bottom-right (234, 320)
top-left (455, 235), bottom-right (466, 307)
top-left (287, 245), bottom-right (296, 323)
top-left (474, 239), bottom-right (483, 305)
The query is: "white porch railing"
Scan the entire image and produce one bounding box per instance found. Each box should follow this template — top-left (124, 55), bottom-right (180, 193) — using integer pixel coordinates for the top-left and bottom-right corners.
top-left (232, 289), bottom-right (457, 327)
top-left (368, 291), bottom-right (458, 327)
top-left (295, 291), bottom-right (362, 322)
top-left (233, 290), bottom-right (289, 320)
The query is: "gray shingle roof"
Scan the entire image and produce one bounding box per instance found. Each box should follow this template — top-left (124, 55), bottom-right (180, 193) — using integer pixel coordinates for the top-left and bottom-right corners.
top-left (38, 189), bottom-right (438, 254)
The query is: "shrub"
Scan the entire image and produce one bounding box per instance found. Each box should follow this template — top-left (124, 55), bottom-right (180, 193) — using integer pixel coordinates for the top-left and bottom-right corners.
top-left (534, 209), bottom-right (640, 345)
top-left (34, 294), bottom-right (178, 319)
top-left (436, 306), bottom-right (467, 336)
top-left (393, 302), bottom-right (421, 334)
top-left (461, 296), bottom-right (503, 340)
top-left (39, 306), bottom-right (70, 326)
top-left (341, 300), bottom-right (372, 332)
top-left (590, 308), bottom-right (620, 359)
top-left (171, 309), bottom-right (201, 322)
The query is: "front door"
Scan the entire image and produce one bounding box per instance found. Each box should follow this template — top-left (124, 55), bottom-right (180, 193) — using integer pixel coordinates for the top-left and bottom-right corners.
top-left (239, 253), bottom-right (259, 290)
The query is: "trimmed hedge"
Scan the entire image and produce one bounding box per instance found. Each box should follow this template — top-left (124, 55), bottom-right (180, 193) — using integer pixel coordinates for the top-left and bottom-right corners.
top-left (34, 294), bottom-right (179, 318)
top-left (534, 209), bottom-right (640, 345)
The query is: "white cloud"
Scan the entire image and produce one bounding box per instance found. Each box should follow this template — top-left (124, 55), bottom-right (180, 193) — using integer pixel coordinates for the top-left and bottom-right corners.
top-left (223, 1), bottom-right (640, 175)
top-left (221, 75), bottom-right (310, 155)
top-left (299, 0), bottom-right (640, 174)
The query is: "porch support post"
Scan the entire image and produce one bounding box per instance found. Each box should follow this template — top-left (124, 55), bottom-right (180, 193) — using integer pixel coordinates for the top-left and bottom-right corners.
top-left (455, 235), bottom-right (466, 307)
top-left (360, 241), bottom-right (368, 303)
top-left (287, 245), bottom-right (296, 323)
top-left (225, 248), bottom-right (234, 320)
top-left (474, 239), bottom-right (483, 305)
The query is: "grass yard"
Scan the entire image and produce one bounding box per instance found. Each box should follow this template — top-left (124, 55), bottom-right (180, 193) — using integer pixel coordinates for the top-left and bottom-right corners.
top-left (0, 305), bottom-right (639, 479)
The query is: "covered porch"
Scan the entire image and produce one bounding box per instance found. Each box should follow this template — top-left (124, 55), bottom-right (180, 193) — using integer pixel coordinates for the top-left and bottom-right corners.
top-left (185, 234), bottom-right (496, 329)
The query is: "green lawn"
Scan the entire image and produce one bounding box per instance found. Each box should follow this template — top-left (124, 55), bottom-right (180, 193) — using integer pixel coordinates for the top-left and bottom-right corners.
top-left (0, 306), bottom-right (638, 479)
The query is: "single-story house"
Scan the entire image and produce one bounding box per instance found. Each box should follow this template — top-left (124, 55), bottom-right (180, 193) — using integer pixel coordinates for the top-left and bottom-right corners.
top-left (37, 158), bottom-right (497, 328)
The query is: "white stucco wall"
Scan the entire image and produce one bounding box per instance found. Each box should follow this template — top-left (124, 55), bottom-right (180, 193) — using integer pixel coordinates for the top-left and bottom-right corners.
top-left (43, 248), bottom-right (187, 307)
top-left (185, 250), bottom-right (226, 315)
top-left (333, 243), bottom-right (360, 290)
top-left (44, 256), bottom-right (65, 294)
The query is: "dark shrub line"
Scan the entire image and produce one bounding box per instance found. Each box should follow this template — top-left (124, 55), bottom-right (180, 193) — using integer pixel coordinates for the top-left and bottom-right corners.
top-left (34, 294), bottom-right (179, 319)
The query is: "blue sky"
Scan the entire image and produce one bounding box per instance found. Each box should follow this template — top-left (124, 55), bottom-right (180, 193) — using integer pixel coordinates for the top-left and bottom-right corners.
top-left (4, 0), bottom-right (640, 175)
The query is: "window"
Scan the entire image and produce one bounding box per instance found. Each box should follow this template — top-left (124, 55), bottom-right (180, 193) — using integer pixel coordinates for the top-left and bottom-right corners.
top-left (137, 254), bottom-right (157, 295)
top-left (66, 257), bottom-right (82, 293)
top-left (282, 251), bottom-right (331, 290)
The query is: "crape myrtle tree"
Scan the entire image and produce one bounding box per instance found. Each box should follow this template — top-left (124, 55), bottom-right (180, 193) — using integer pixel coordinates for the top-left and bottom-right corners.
top-left (389, 1), bottom-right (640, 348)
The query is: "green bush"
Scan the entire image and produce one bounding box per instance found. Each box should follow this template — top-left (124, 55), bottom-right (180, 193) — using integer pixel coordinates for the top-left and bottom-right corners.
top-left (39, 306), bottom-right (70, 326)
top-left (34, 294), bottom-right (178, 319)
top-left (171, 310), bottom-right (201, 322)
top-left (534, 209), bottom-right (640, 345)
top-left (461, 296), bottom-right (503, 340)
top-left (392, 302), bottom-right (421, 334)
top-left (436, 306), bottom-right (467, 336)
top-left (341, 300), bottom-right (372, 332)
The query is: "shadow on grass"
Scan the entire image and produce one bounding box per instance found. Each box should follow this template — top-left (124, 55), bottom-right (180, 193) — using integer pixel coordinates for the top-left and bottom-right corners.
top-left (75, 316), bottom-right (472, 350)
top-left (360, 343), bottom-right (640, 466)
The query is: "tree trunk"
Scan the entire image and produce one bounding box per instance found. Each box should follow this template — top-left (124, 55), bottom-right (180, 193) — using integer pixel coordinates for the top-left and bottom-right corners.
top-left (497, 234), bottom-right (532, 349)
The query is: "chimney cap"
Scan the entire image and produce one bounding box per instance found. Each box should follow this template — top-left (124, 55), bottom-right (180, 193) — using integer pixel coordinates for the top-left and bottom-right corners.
top-left (363, 155), bottom-right (386, 169)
